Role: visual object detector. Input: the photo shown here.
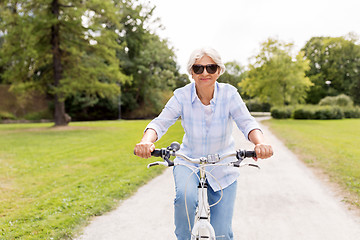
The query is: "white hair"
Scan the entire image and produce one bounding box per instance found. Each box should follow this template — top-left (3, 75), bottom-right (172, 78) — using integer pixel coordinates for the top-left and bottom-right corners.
top-left (187, 47), bottom-right (226, 75)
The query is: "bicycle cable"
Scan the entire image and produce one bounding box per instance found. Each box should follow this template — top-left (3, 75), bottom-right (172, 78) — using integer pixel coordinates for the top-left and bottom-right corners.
top-left (181, 163), bottom-right (225, 233)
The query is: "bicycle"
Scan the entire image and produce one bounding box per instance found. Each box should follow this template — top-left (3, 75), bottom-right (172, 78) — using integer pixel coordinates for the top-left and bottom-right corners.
top-left (147, 141), bottom-right (260, 240)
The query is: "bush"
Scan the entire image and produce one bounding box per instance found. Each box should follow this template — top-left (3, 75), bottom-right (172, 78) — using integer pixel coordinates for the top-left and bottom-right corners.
top-left (65, 96), bottom-right (119, 121)
top-left (343, 106), bottom-right (360, 118)
top-left (23, 110), bottom-right (52, 121)
top-left (314, 106), bottom-right (343, 120)
top-left (0, 111), bottom-right (16, 120)
top-left (245, 98), bottom-right (271, 112)
top-left (319, 94), bottom-right (354, 107)
top-left (271, 106), bottom-right (293, 119)
top-left (270, 104), bottom-right (360, 120)
top-left (293, 105), bottom-right (344, 120)
top-left (293, 106), bottom-right (315, 119)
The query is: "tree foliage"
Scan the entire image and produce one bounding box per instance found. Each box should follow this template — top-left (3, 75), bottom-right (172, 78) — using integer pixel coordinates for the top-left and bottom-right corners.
top-left (239, 38), bottom-right (312, 106)
top-left (117, 1), bottom-right (189, 118)
top-left (0, 0), bottom-right (129, 125)
top-left (0, 0), bottom-right (187, 122)
top-left (302, 34), bottom-right (360, 104)
top-left (218, 61), bottom-right (247, 95)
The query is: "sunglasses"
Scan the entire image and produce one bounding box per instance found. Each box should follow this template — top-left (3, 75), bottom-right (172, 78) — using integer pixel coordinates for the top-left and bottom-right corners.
top-left (192, 64), bottom-right (219, 74)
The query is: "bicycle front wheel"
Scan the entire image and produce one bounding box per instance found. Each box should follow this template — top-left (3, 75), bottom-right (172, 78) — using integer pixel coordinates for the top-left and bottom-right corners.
top-left (191, 220), bottom-right (216, 240)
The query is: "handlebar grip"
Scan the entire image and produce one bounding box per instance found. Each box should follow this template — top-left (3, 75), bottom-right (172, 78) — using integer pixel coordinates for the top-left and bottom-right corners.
top-left (245, 151), bottom-right (256, 158)
top-left (151, 149), bottom-right (162, 157)
top-left (237, 150), bottom-right (256, 159)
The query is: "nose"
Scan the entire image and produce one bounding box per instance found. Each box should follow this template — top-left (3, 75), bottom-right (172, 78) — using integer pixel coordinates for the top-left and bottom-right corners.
top-left (201, 67), bottom-right (209, 75)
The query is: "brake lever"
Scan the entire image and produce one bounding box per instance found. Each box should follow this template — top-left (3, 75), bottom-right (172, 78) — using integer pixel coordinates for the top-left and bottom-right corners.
top-left (230, 160), bottom-right (260, 169)
top-left (248, 163), bottom-right (260, 169)
top-left (147, 161), bottom-right (170, 168)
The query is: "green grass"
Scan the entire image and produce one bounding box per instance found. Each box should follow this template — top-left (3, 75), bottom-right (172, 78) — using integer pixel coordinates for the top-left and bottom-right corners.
top-left (0, 120), bottom-right (184, 239)
top-left (263, 119), bottom-right (360, 207)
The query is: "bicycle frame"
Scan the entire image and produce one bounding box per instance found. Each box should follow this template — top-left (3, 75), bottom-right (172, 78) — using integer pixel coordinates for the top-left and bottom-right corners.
top-left (146, 142), bottom-right (258, 240)
top-left (190, 160), bottom-right (216, 240)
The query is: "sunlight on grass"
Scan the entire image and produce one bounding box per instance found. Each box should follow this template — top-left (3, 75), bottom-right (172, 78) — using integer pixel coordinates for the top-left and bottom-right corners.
top-left (0, 120), bottom-right (184, 239)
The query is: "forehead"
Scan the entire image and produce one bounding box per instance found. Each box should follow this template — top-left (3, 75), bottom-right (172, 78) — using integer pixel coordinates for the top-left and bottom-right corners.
top-left (194, 55), bottom-right (216, 65)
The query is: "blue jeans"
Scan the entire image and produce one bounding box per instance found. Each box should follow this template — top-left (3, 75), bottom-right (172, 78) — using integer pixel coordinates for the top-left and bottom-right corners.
top-left (173, 165), bottom-right (237, 240)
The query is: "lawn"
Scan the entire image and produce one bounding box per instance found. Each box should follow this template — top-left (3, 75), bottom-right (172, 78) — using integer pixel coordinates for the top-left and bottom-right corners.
top-left (263, 119), bottom-right (360, 207)
top-left (0, 120), bottom-right (184, 239)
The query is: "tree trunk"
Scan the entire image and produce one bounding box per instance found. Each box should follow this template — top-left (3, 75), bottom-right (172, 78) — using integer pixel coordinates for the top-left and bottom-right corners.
top-left (283, 83), bottom-right (287, 106)
top-left (54, 95), bottom-right (70, 126)
top-left (51, 0), bottom-right (69, 126)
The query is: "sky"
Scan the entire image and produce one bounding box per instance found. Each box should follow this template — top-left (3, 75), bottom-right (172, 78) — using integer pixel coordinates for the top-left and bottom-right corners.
top-left (145, 0), bottom-right (360, 74)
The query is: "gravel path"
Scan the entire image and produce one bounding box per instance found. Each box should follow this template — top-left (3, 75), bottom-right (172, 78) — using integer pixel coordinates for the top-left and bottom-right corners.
top-left (76, 119), bottom-right (360, 240)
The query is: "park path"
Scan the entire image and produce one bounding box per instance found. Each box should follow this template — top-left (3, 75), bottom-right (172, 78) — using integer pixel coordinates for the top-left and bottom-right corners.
top-left (76, 119), bottom-right (360, 240)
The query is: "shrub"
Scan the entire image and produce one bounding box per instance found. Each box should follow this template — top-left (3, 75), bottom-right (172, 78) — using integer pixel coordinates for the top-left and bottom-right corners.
top-left (293, 105), bottom-right (344, 120)
top-left (270, 106), bottom-right (293, 119)
top-left (293, 106), bottom-right (316, 119)
top-left (343, 106), bottom-right (360, 118)
top-left (245, 98), bottom-right (271, 112)
top-left (23, 110), bottom-right (52, 121)
top-left (314, 106), bottom-right (343, 120)
top-left (319, 94), bottom-right (354, 107)
top-left (270, 104), bottom-right (360, 120)
top-left (0, 111), bottom-right (16, 120)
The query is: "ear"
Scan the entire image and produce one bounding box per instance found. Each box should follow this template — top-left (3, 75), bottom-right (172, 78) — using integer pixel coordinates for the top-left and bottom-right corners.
top-left (215, 68), bottom-right (221, 79)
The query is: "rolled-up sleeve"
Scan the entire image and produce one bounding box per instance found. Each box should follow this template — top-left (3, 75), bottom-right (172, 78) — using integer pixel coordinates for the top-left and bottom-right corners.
top-left (145, 95), bottom-right (182, 141)
top-left (229, 91), bottom-right (261, 139)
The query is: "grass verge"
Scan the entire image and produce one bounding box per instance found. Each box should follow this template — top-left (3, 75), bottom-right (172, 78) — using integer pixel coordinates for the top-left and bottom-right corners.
top-left (263, 119), bottom-right (360, 207)
top-left (0, 120), bottom-right (184, 239)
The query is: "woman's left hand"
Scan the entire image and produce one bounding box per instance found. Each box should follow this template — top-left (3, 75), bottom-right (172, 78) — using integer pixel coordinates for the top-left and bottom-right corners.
top-left (254, 143), bottom-right (273, 160)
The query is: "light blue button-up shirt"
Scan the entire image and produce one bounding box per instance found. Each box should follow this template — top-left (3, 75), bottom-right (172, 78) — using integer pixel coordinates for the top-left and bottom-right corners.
top-left (146, 82), bottom-right (261, 191)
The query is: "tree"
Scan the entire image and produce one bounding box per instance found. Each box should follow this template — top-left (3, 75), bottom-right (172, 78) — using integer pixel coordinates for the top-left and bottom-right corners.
top-left (302, 34), bottom-right (360, 104)
top-left (239, 38), bottom-right (312, 106)
top-left (0, 0), bottom-right (129, 126)
top-left (121, 33), bottom-right (186, 118)
top-left (218, 61), bottom-right (247, 95)
top-left (117, 1), bottom-right (189, 118)
top-left (0, 34), bottom-right (3, 84)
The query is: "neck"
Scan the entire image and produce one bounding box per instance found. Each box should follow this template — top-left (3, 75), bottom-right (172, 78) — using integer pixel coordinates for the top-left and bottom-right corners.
top-left (196, 84), bottom-right (215, 105)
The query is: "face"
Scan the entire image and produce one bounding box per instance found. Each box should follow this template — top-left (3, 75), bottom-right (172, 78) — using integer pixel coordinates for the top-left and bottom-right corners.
top-left (191, 55), bottom-right (220, 89)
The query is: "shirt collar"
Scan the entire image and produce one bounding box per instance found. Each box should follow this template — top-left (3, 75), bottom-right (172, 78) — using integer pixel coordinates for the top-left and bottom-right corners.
top-left (191, 82), bottom-right (218, 105)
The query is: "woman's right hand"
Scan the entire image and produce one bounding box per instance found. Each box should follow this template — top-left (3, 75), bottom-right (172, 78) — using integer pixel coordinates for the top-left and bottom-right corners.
top-left (134, 141), bottom-right (155, 159)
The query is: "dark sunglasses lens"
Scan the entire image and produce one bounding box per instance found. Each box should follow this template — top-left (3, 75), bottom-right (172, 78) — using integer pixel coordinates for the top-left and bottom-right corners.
top-left (206, 64), bottom-right (218, 74)
top-left (192, 65), bottom-right (204, 74)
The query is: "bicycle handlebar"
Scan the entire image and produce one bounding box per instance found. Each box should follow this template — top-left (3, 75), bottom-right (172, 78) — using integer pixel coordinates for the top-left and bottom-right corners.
top-left (148, 142), bottom-right (258, 169)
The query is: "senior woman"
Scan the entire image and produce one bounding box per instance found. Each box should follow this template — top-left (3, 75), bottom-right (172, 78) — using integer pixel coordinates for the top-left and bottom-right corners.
top-left (134, 47), bottom-right (273, 240)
